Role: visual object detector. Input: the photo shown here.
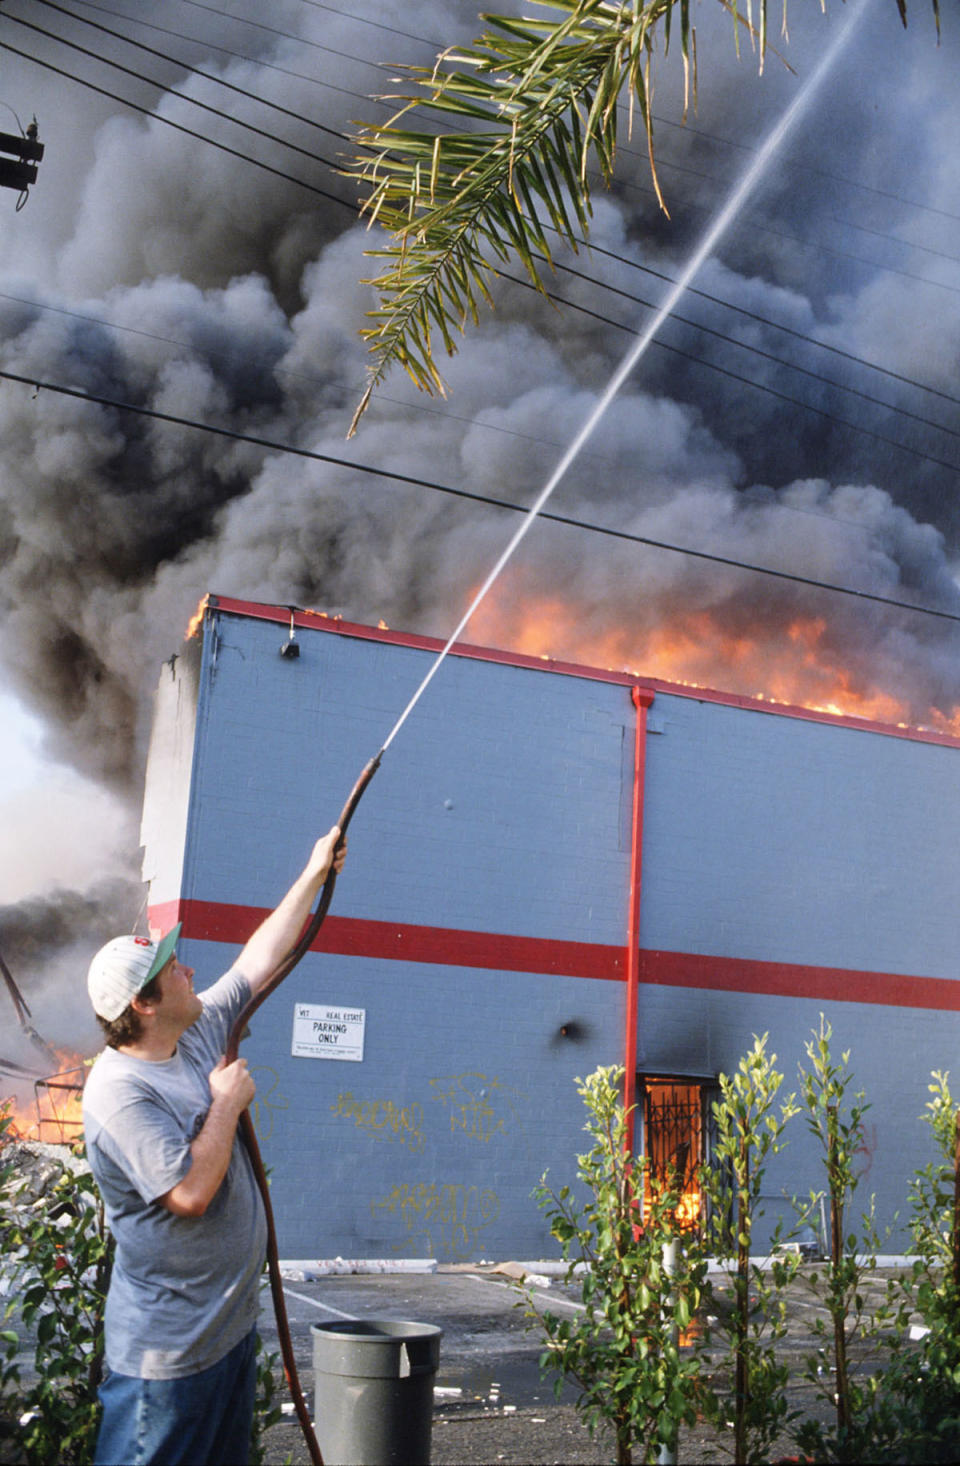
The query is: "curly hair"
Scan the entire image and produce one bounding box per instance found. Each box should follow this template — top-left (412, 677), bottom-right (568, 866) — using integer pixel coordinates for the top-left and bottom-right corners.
top-left (96, 970), bottom-right (163, 1048)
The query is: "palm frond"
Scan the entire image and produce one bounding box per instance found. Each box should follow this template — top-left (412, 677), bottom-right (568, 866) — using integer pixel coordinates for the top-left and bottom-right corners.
top-left (346, 0), bottom-right (941, 435)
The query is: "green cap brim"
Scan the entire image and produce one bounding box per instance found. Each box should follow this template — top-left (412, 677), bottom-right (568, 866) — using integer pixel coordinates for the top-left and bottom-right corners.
top-left (146, 922), bottom-right (182, 984)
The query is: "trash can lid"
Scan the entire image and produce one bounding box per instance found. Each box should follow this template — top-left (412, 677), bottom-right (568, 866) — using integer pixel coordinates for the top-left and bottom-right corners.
top-left (311, 1319), bottom-right (442, 1378)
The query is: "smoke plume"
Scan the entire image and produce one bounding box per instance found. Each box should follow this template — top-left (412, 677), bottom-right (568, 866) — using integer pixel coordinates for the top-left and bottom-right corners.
top-left (0, 0), bottom-right (957, 1041)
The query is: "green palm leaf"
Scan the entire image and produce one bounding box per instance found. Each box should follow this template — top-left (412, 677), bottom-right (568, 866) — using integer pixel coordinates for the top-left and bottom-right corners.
top-left (346, 0), bottom-right (940, 435)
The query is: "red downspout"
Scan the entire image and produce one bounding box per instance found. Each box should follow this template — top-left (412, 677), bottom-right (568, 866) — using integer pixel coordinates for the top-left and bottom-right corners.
top-left (624, 686), bottom-right (654, 1151)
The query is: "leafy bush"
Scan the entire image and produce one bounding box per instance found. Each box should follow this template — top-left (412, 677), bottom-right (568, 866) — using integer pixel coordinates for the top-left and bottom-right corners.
top-left (527, 1039), bottom-right (960, 1465)
top-left (792, 1017), bottom-right (909, 1463)
top-left (527, 1065), bottom-right (708, 1466)
top-left (701, 1034), bottom-right (801, 1464)
top-left (863, 1071), bottom-right (960, 1463)
top-left (1, 1104), bottom-right (112, 1465)
top-left (0, 1104), bottom-right (282, 1465)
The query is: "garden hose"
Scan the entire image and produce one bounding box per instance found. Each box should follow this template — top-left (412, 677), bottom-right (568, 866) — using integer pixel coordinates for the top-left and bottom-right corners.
top-left (225, 752), bottom-right (382, 1466)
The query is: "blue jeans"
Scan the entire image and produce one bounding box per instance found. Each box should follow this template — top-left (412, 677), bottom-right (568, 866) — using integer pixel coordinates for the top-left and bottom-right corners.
top-left (94, 1326), bottom-right (258, 1466)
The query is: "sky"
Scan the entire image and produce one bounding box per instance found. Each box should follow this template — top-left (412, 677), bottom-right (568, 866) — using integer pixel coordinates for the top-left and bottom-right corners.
top-left (0, 0), bottom-right (956, 1053)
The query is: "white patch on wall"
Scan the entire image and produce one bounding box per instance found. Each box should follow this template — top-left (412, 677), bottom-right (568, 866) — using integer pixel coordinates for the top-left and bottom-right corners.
top-left (292, 1003), bottom-right (365, 1062)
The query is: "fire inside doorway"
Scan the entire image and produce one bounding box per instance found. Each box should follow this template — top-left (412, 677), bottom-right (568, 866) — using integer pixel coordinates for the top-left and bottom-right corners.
top-left (638, 1077), bottom-right (718, 1231)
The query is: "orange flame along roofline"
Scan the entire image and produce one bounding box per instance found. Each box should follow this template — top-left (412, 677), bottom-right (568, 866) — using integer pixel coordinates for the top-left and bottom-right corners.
top-left (188, 590), bottom-right (960, 740)
top-left (466, 592), bottom-right (960, 739)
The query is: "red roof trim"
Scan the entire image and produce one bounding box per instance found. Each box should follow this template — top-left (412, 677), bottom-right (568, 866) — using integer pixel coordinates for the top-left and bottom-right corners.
top-left (203, 594), bottom-right (960, 750)
top-left (151, 899), bottom-right (960, 1013)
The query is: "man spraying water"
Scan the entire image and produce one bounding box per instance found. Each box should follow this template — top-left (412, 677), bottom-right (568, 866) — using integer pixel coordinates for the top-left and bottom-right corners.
top-left (82, 826), bottom-right (346, 1466)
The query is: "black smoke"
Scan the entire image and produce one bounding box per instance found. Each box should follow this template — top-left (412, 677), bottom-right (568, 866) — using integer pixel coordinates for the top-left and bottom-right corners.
top-left (0, 0), bottom-right (956, 1037)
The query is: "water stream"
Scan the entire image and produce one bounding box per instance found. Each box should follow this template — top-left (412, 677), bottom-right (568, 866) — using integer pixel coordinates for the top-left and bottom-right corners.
top-left (381, 0), bottom-right (873, 753)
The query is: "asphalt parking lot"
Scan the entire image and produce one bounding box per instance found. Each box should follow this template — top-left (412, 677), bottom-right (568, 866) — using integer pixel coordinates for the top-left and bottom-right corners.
top-left (258, 1263), bottom-right (616, 1464)
top-left (258, 1261), bottom-right (909, 1465)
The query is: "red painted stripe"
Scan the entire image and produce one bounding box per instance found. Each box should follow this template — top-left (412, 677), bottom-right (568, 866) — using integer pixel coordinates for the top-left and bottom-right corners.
top-left (205, 594), bottom-right (960, 751)
top-left (639, 949), bottom-right (960, 1012)
top-left (148, 899), bottom-right (960, 1012)
top-left (152, 900), bottom-right (624, 981)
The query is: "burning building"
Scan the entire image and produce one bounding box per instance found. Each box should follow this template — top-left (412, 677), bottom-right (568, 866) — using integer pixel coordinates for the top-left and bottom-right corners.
top-left (139, 594), bottom-right (960, 1262)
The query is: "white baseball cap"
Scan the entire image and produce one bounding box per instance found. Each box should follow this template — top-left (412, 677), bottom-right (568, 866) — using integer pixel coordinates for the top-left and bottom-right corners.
top-left (87, 923), bottom-right (182, 1021)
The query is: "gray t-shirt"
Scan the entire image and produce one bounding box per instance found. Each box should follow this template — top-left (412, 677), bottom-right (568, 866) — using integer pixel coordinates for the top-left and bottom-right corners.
top-left (82, 968), bottom-right (268, 1379)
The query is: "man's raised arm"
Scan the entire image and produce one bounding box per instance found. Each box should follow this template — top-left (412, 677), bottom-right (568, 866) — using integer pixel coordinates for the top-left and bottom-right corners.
top-left (236, 826), bottom-right (346, 995)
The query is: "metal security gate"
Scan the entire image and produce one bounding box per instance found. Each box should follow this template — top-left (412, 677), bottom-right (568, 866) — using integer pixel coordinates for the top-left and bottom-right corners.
top-left (638, 1076), bottom-right (717, 1229)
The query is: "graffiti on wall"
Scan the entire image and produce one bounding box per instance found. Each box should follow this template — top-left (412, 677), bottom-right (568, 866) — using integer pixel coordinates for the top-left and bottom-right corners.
top-left (854, 1121), bottom-right (878, 1182)
top-left (429, 1071), bottom-right (525, 1143)
top-left (249, 1067), bottom-right (289, 1142)
top-left (331, 1091), bottom-right (425, 1152)
top-left (371, 1182), bottom-right (500, 1260)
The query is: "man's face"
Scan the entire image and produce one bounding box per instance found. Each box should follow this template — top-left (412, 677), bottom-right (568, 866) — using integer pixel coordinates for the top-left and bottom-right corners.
top-left (153, 955), bottom-right (203, 1033)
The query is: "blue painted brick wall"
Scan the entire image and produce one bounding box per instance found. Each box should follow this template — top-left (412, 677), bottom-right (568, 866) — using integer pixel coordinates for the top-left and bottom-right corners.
top-left (158, 607), bottom-right (960, 1257)
top-left (641, 694), bottom-right (960, 975)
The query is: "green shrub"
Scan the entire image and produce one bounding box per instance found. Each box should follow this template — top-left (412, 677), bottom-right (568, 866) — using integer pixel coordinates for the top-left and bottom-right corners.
top-left (1, 1103), bottom-right (282, 1464)
top-left (527, 1065), bottom-right (708, 1466)
top-left (701, 1034), bottom-right (801, 1464)
top-left (1, 1104), bottom-right (112, 1465)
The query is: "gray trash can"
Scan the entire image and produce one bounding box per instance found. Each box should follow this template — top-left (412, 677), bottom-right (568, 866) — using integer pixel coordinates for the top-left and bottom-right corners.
top-left (311, 1318), bottom-right (443, 1466)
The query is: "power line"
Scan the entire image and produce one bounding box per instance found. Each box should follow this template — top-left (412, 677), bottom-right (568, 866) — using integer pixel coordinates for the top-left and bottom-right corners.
top-left (546, 253), bottom-right (960, 445)
top-left (0, 286), bottom-right (918, 544)
top-left (5, 7), bottom-right (957, 481)
top-left (171, 0), bottom-right (400, 71)
top-left (575, 234), bottom-right (960, 409)
top-left (291, 0), bottom-right (443, 52)
top-left (71, 0), bottom-right (390, 108)
top-left (0, 287), bottom-right (883, 541)
top-left (605, 160), bottom-right (960, 301)
top-left (2, 364), bottom-right (958, 628)
top-left (33, 13), bottom-right (960, 423)
top-left (0, 4), bottom-right (953, 633)
top-left (286, 0), bottom-right (960, 245)
top-left (0, 39), bottom-right (357, 208)
top-left (0, 225), bottom-right (953, 496)
top-left (33, 3), bottom-right (960, 340)
top-left (834, 212), bottom-right (960, 269)
top-left (25, 0), bottom-right (351, 143)
top-left (69, 0), bottom-right (960, 292)
top-left (2, 8), bottom-right (346, 170)
top-left (501, 268), bottom-right (960, 480)
top-left (3, 262), bottom-right (956, 498)
top-left (648, 110), bottom-right (960, 228)
top-left (4, 42), bottom-right (956, 488)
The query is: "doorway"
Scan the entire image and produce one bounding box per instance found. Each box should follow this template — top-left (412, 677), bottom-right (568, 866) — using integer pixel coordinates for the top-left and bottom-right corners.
top-left (637, 1075), bottom-right (716, 1229)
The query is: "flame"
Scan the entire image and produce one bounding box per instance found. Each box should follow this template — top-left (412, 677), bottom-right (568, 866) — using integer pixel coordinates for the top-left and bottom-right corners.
top-left (2, 1051), bottom-right (87, 1145)
top-left (636, 1177), bottom-right (703, 1232)
top-left (469, 592), bottom-right (960, 735)
top-left (675, 1184), bottom-right (702, 1230)
top-left (629, 1159), bottom-right (703, 1233)
top-left (185, 594), bottom-right (210, 641)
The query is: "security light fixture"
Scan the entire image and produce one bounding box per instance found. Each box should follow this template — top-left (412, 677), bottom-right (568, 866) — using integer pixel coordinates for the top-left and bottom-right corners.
top-left (280, 608), bottom-right (300, 659)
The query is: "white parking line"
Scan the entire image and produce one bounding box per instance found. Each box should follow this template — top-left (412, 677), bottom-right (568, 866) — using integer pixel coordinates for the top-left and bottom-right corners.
top-left (282, 1287), bottom-right (356, 1319)
top-left (462, 1272), bottom-right (586, 1313)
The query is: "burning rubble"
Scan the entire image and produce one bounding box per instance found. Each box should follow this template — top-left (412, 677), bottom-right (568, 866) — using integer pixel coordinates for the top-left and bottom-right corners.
top-left (1, 938), bottom-right (88, 1148)
top-left (1, 1058), bottom-right (86, 1149)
